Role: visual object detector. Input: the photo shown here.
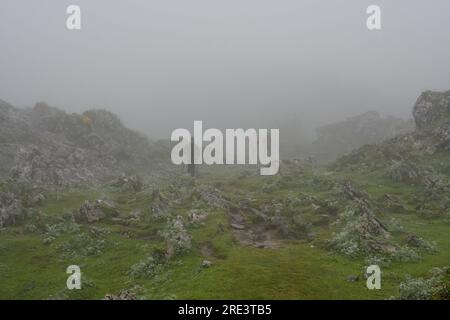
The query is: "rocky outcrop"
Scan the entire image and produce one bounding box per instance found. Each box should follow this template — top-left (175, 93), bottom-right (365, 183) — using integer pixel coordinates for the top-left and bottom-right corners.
top-left (0, 193), bottom-right (25, 228)
top-left (161, 216), bottom-right (192, 257)
top-left (332, 89), bottom-right (450, 176)
top-left (0, 101), bottom-right (162, 186)
top-left (0, 181), bottom-right (44, 228)
top-left (412, 91), bottom-right (450, 149)
top-left (328, 200), bottom-right (391, 257)
top-left (413, 90), bottom-right (450, 130)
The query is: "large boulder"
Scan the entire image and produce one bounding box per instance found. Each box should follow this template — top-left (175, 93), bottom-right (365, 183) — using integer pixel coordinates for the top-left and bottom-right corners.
top-left (413, 90), bottom-right (450, 130)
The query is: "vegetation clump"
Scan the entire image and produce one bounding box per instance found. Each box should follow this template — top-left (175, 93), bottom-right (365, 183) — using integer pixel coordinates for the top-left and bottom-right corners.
top-left (396, 267), bottom-right (450, 300)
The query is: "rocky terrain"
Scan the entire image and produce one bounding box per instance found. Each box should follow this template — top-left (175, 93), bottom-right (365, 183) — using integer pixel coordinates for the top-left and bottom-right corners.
top-left (332, 90), bottom-right (450, 182)
top-left (0, 91), bottom-right (449, 300)
top-left (0, 100), bottom-right (171, 228)
top-left (0, 100), bottom-right (164, 186)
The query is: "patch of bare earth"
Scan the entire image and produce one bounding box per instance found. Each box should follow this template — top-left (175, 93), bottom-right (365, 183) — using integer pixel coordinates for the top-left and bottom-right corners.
top-left (228, 208), bottom-right (280, 249)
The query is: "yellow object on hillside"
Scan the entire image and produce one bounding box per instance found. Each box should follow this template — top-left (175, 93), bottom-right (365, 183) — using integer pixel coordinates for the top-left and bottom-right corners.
top-left (81, 115), bottom-right (93, 127)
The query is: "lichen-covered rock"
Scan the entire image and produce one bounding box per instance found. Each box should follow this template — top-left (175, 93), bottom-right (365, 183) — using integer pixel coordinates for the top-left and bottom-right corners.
top-left (150, 190), bottom-right (171, 218)
top-left (405, 234), bottom-right (436, 252)
top-left (328, 200), bottom-right (390, 257)
top-left (202, 260), bottom-right (213, 268)
top-left (268, 215), bottom-right (291, 238)
top-left (112, 174), bottom-right (144, 192)
top-left (413, 90), bottom-right (450, 130)
top-left (0, 196), bottom-right (25, 228)
top-left (161, 216), bottom-right (192, 257)
top-left (127, 255), bottom-right (166, 279)
top-left (192, 185), bottom-right (229, 209)
top-left (188, 209), bottom-right (208, 225)
top-left (76, 200), bottom-right (119, 223)
top-left (0, 182), bottom-right (44, 227)
top-left (387, 159), bottom-right (421, 182)
top-left (382, 194), bottom-right (406, 213)
top-left (103, 290), bottom-right (138, 300)
top-left (342, 182), bottom-right (369, 202)
top-left (396, 266), bottom-right (450, 300)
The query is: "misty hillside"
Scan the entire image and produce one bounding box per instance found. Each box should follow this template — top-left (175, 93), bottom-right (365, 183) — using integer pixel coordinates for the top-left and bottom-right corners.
top-left (308, 111), bottom-right (414, 162)
top-left (332, 90), bottom-right (450, 176)
top-left (0, 100), bottom-right (164, 186)
top-left (1, 1), bottom-right (450, 303)
top-left (0, 89), bottom-right (449, 300)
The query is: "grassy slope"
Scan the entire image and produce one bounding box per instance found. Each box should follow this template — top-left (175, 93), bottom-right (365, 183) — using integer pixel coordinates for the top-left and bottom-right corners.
top-left (0, 168), bottom-right (449, 300)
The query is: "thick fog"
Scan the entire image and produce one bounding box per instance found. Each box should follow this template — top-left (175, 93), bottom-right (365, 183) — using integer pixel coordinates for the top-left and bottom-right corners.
top-left (1, 0), bottom-right (450, 139)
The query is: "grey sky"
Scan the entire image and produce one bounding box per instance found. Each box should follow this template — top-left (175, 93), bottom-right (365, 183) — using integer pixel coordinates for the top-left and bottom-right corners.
top-left (1, 0), bottom-right (450, 138)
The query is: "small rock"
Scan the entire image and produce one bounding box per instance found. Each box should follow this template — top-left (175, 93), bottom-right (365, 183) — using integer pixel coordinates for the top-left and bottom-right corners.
top-left (230, 223), bottom-right (246, 230)
top-left (201, 260), bottom-right (212, 268)
top-left (346, 275), bottom-right (359, 282)
top-left (103, 290), bottom-right (137, 300)
top-left (306, 231), bottom-right (317, 241)
top-left (129, 209), bottom-right (142, 220)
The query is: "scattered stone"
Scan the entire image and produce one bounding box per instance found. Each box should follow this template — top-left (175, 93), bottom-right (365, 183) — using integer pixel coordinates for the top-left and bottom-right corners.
top-left (150, 190), bottom-right (170, 218)
top-left (231, 223), bottom-right (246, 230)
top-left (383, 193), bottom-right (406, 212)
top-left (395, 266), bottom-right (449, 300)
top-left (76, 199), bottom-right (119, 223)
top-left (58, 232), bottom-right (106, 258)
top-left (268, 215), bottom-right (290, 238)
top-left (129, 208), bottom-right (143, 220)
top-left (387, 160), bottom-right (421, 183)
top-left (406, 234), bottom-right (436, 252)
top-left (201, 260), bottom-right (213, 268)
top-left (346, 275), bottom-right (359, 282)
top-left (342, 182), bottom-right (368, 202)
top-left (188, 209), bottom-right (208, 224)
top-left (306, 231), bottom-right (317, 241)
top-left (127, 252), bottom-right (167, 279)
top-left (43, 236), bottom-right (55, 245)
top-left (104, 290), bottom-right (138, 300)
top-left (112, 174), bottom-right (144, 192)
top-left (193, 185), bottom-right (229, 209)
top-left (162, 216), bottom-right (192, 257)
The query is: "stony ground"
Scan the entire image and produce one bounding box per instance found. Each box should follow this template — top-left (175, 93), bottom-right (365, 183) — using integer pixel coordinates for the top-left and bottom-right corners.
top-left (0, 90), bottom-right (449, 299)
top-left (0, 163), bottom-right (448, 300)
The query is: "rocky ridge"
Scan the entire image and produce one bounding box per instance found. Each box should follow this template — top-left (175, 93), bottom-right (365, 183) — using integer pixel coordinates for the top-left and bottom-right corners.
top-left (0, 100), bottom-right (162, 186)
